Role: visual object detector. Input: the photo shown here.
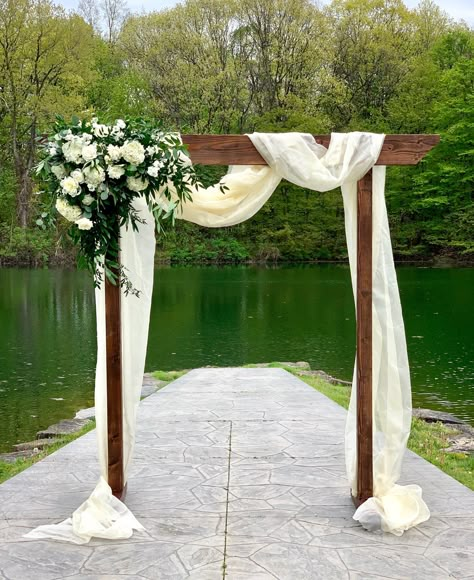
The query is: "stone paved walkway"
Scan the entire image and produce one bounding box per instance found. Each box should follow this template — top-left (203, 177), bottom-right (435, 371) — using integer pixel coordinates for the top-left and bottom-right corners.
top-left (1, 368), bottom-right (474, 579)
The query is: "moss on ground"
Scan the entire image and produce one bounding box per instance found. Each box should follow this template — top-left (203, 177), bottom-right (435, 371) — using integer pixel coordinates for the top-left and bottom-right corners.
top-left (153, 370), bottom-right (188, 382)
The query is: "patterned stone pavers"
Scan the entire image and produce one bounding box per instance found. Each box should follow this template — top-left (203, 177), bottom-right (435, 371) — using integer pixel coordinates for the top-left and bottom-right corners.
top-left (0, 367), bottom-right (473, 578)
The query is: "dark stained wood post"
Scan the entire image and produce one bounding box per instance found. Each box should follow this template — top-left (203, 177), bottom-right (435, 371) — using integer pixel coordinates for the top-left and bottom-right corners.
top-left (105, 249), bottom-right (124, 498)
top-left (355, 170), bottom-right (374, 505)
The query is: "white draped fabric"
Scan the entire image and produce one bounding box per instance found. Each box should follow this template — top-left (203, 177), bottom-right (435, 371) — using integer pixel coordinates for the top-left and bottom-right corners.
top-left (25, 132), bottom-right (429, 544)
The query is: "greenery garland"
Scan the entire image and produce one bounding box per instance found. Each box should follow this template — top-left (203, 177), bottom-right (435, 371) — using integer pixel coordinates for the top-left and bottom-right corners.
top-left (36, 116), bottom-right (201, 295)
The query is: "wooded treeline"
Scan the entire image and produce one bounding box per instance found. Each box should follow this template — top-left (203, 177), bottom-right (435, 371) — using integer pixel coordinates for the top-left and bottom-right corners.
top-left (0, 0), bottom-right (473, 265)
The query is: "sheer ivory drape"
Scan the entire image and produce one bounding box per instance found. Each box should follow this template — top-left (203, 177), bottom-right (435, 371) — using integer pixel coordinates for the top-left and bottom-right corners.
top-left (25, 132), bottom-right (429, 544)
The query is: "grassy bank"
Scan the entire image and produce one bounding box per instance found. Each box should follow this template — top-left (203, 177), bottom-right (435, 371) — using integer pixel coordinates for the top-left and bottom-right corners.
top-left (152, 370), bottom-right (188, 382)
top-left (0, 420), bottom-right (95, 485)
top-left (0, 372), bottom-right (186, 484)
top-left (1, 365), bottom-right (472, 492)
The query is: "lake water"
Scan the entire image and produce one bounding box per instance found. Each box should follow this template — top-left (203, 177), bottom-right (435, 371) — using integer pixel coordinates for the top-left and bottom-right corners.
top-left (0, 265), bottom-right (473, 452)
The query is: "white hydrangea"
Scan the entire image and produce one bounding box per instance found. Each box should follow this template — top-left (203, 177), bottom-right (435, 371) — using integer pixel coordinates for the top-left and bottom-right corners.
top-left (75, 217), bottom-right (93, 230)
top-left (82, 194), bottom-right (95, 206)
top-left (107, 165), bottom-right (126, 179)
top-left (126, 176), bottom-right (149, 192)
top-left (51, 164), bottom-right (67, 179)
top-left (56, 197), bottom-right (82, 222)
top-left (121, 141), bottom-right (145, 165)
top-left (82, 143), bottom-right (98, 162)
top-left (71, 169), bottom-right (84, 184)
top-left (62, 137), bottom-right (83, 163)
top-left (60, 176), bottom-right (80, 197)
top-left (83, 165), bottom-right (105, 191)
top-left (107, 144), bottom-right (122, 162)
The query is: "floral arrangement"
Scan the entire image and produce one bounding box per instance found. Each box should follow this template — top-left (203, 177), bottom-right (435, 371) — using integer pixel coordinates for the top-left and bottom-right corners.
top-left (36, 116), bottom-right (200, 295)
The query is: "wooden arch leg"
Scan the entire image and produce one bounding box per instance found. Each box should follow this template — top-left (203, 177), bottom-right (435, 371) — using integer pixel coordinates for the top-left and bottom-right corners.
top-left (105, 252), bottom-right (125, 499)
top-left (354, 169), bottom-right (374, 505)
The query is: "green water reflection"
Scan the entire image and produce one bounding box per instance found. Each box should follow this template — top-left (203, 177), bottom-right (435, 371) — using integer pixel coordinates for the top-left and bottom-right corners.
top-left (0, 265), bottom-right (473, 452)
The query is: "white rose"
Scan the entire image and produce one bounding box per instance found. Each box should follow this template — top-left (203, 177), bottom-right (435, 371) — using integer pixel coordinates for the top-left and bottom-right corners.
top-left (83, 165), bottom-right (105, 188)
top-left (48, 145), bottom-right (58, 156)
top-left (121, 141), bottom-right (145, 165)
top-left (75, 217), bottom-right (93, 230)
top-left (113, 130), bottom-right (125, 142)
top-left (82, 143), bottom-right (98, 162)
top-left (82, 194), bottom-right (95, 206)
top-left (107, 165), bottom-right (125, 179)
top-left (60, 176), bottom-right (80, 197)
top-left (107, 144), bottom-right (122, 162)
top-left (71, 169), bottom-right (84, 184)
top-left (147, 160), bottom-right (163, 178)
top-left (116, 119), bottom-right (126, 129)
top-left (62, 137), bottom-right (83, 163)
top-left (51, 164), bottom-right (66, 179)
top-left (81, 132), bottom-right (93, 143)
top-left (126, 176), bottom-right (149, 192)
top-left (146, 145), bottom-right (158, 156)
top-left (147, 165), bottom-right (158, 177)
top-left (92, 123), bottom-right (109, 137)
top-left (55, 197), bottom-right (82, 222)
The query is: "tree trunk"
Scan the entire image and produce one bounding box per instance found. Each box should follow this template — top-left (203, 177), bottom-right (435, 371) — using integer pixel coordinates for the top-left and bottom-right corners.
top-left (13, 120), bottom-right (36, 228)
top-left (16, 167), bottom-right (33, 228)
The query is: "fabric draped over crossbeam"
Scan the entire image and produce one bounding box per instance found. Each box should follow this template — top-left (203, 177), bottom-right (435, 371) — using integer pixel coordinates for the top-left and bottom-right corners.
top-left (26, 132), bottom-right (429, 544)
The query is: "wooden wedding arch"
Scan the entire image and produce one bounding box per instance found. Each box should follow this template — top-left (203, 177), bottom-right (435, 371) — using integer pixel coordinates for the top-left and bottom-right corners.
top-left (105, 133), bottom-right (439, 506)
